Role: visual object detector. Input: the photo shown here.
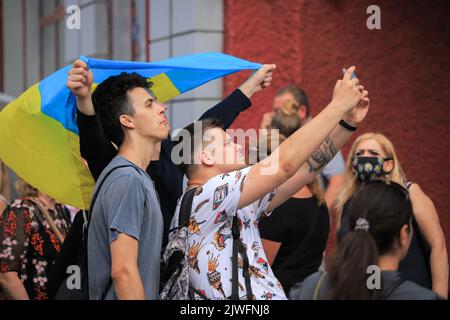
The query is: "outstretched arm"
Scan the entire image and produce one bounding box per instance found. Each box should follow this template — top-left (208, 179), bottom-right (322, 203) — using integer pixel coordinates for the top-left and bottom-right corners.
top-left (199, 64), bottom-right (276, 129)
top-left (238, 67), bottom-right (365, 209)
top-left (266, 87), bottom-right (369, 212)
top-left (67, 59), bottom-right (117, 180)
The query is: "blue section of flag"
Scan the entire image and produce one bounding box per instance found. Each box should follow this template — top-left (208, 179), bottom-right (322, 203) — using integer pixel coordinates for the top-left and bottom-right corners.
top-left (40, 65), bottom-right (79, 134)
top-left (39, 52), bottom-right (261, 134)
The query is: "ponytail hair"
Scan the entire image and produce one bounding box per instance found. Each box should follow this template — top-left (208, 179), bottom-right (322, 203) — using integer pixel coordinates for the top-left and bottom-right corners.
top-left (326, 179), bottom-right (413, 300)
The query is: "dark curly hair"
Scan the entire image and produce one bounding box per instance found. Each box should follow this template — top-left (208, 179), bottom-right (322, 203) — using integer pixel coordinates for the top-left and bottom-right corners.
top-left (92, 72), bottom-right (151, 146)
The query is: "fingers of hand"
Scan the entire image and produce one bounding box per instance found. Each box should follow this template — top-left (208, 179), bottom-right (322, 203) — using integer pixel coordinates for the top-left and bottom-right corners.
top-left (361, 90), bottom-right (369, 99)
top-left (68, 67), bottom-right (88, 78)
top-left (260, 64), bottom-right (276, 77)
top-left (349, 78), bottom-right (359, 88)
top-left (362, 97), bottom-right (370, 106)
top-left (69, 74), bottom-right (87, 83)
top-left (72, 59), bottom-right (88, 70)
top-left (264, 64), bottom-right (276, 71)
top-left (67, 81), bottom-right (84, 89)
top-left (343, 66), bottom-right (356, 81)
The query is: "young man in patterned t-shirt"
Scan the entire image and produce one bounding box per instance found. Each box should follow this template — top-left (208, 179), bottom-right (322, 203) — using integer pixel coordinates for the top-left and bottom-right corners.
top-left (171, 67), bottom-right (370, 300)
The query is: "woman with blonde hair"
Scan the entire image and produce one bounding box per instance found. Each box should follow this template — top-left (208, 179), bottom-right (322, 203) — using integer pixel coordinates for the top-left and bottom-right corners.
top-left (259, 100), bottom-right (330, 295)
top-left (0, 161), bottom-right (9, 214)
top-left (0, 179), bottom-right (71, 299)
top-left (336, 132), bottom-right (448, 298)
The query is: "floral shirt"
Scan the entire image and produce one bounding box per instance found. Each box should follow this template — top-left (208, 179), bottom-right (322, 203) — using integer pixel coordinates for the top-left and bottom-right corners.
top-left (0, 198), bottom-right (70, 300)
top-left (170, 167), bottom-right (287, 300)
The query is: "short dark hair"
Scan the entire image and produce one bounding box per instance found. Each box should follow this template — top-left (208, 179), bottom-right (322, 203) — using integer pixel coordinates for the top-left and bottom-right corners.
top-left (174, 118), bottom-right (223, 177)
top-left (92, 72), bottom-right (151, 146)
top-left (275, 84), bottom-right (310, 117)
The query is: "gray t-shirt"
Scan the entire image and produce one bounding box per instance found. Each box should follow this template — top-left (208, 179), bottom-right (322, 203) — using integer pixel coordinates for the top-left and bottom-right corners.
top-left (290, 270), bottom-right (441, 300)
top-left (88, 156), bottom-right (163, 300)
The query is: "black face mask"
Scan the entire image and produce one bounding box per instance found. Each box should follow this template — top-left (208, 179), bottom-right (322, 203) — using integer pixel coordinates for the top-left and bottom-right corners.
top-left (352, 156), bottom-right (391, 181)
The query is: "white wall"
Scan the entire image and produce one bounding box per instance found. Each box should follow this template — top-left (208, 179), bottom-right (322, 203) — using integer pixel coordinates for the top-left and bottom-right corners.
top-left (150, 0), bottom-right (224, 131)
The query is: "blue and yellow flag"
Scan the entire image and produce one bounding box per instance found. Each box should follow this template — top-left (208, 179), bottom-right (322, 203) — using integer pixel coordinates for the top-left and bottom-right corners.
top-left (0, 52), bottom-right (261, 209)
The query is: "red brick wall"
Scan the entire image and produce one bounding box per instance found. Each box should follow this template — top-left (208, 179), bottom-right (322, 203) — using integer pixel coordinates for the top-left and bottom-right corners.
top-left (224, 0), bottom-right (450, 268)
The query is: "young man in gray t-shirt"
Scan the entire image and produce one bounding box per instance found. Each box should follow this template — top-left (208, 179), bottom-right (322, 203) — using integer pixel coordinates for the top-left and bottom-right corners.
top-left (67, 61), bottom-right (169, 299)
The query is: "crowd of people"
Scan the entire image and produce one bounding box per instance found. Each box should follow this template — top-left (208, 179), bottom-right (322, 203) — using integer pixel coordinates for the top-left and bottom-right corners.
top-left (0, 59), bottom-right (448, 300)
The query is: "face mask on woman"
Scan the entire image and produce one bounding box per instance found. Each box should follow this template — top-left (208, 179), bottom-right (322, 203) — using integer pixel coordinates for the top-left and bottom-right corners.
top-left (352, 156), bottom-right (392, 181)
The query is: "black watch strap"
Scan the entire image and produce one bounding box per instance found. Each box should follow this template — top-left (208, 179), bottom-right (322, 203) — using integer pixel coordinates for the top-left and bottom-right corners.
top-left (339, 119), bottom-right (358, 131)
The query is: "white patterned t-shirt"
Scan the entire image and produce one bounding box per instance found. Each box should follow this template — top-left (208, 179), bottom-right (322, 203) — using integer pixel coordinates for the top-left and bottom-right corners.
top-left (170, 166), bottom-right (287, 300)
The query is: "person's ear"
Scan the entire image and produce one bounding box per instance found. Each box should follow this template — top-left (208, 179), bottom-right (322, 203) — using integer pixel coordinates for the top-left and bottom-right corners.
top-left (399, 224), bottom-right (412, 250)
top-left (383, 159), bottom-right (394, 174)
top-left (119, 114), bottom-right (135, 129)
top-left (298, 105), bottom-right (308, 121)
top-left (200, 151), bottom-right (215, 166)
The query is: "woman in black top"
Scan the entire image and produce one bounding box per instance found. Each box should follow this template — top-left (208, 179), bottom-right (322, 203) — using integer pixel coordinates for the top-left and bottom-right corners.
top-left (259, 100), bottom-right (330, 294)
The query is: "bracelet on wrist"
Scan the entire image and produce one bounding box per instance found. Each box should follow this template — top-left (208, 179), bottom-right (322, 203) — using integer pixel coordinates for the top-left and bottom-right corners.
top-left (339, 119), bottom-right (358, 131)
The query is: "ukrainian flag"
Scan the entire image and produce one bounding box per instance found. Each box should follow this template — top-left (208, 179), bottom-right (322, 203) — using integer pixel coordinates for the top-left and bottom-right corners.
top-left (0, 52), bottom-right (261, 209)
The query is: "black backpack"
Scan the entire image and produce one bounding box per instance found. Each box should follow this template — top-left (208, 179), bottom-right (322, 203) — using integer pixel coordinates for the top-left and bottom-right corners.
top-left (52, 165), bottom-right (139, 300)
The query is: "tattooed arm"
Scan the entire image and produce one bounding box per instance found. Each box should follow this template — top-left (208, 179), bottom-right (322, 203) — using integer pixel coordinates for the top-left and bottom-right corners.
top-left (238, 68), bottom-right (365, 209)
top-left (265, 92), bottom-right (369, 213)
top-left (307, 137), bottom-right (338, 173)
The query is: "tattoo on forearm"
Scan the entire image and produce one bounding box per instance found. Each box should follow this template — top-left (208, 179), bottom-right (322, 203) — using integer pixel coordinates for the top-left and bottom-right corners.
top-left (307, 137), bottom-right (337, 173)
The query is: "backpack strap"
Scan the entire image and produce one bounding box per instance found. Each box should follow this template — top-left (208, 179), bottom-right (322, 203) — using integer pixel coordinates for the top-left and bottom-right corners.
top-left (231, 216), bottom-right (254, 300)
top-left (178, 187), bottom-right (199, 228)
top-left (83, 164), bottom-right (141, 300)
top-left (167, 187), bottom-right (198, 234)
top-left (86, 165), bottom-right (141, 228)
top-left (160, 187), bottom-right (198, 296)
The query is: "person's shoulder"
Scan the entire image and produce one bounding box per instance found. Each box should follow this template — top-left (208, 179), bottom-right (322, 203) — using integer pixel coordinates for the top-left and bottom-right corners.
top-left (289, 271), bottom-right (325, 300)
top-left (8, 198), bottom-right (36, 211)
top-left (2, 198), bottom-right (40, 222)
top-left (391, 279), bottom-right (441, 300)
top-left (103, 167), bottom-right (142, 186)
top-left (97, 160), bottom-right (147, 196)
top-left (382, 271), bottom-right (441, 300)
top-left (100, 157), bottom-right (145, 181)
top-left (204, 167), bottom-right (250, 191)
top-left (407, 182), bottom-right (430, 199)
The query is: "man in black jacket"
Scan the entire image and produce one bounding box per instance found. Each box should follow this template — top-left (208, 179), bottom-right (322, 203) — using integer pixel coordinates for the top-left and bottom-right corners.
top-left (68, 59), bottom-right (275, 246)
